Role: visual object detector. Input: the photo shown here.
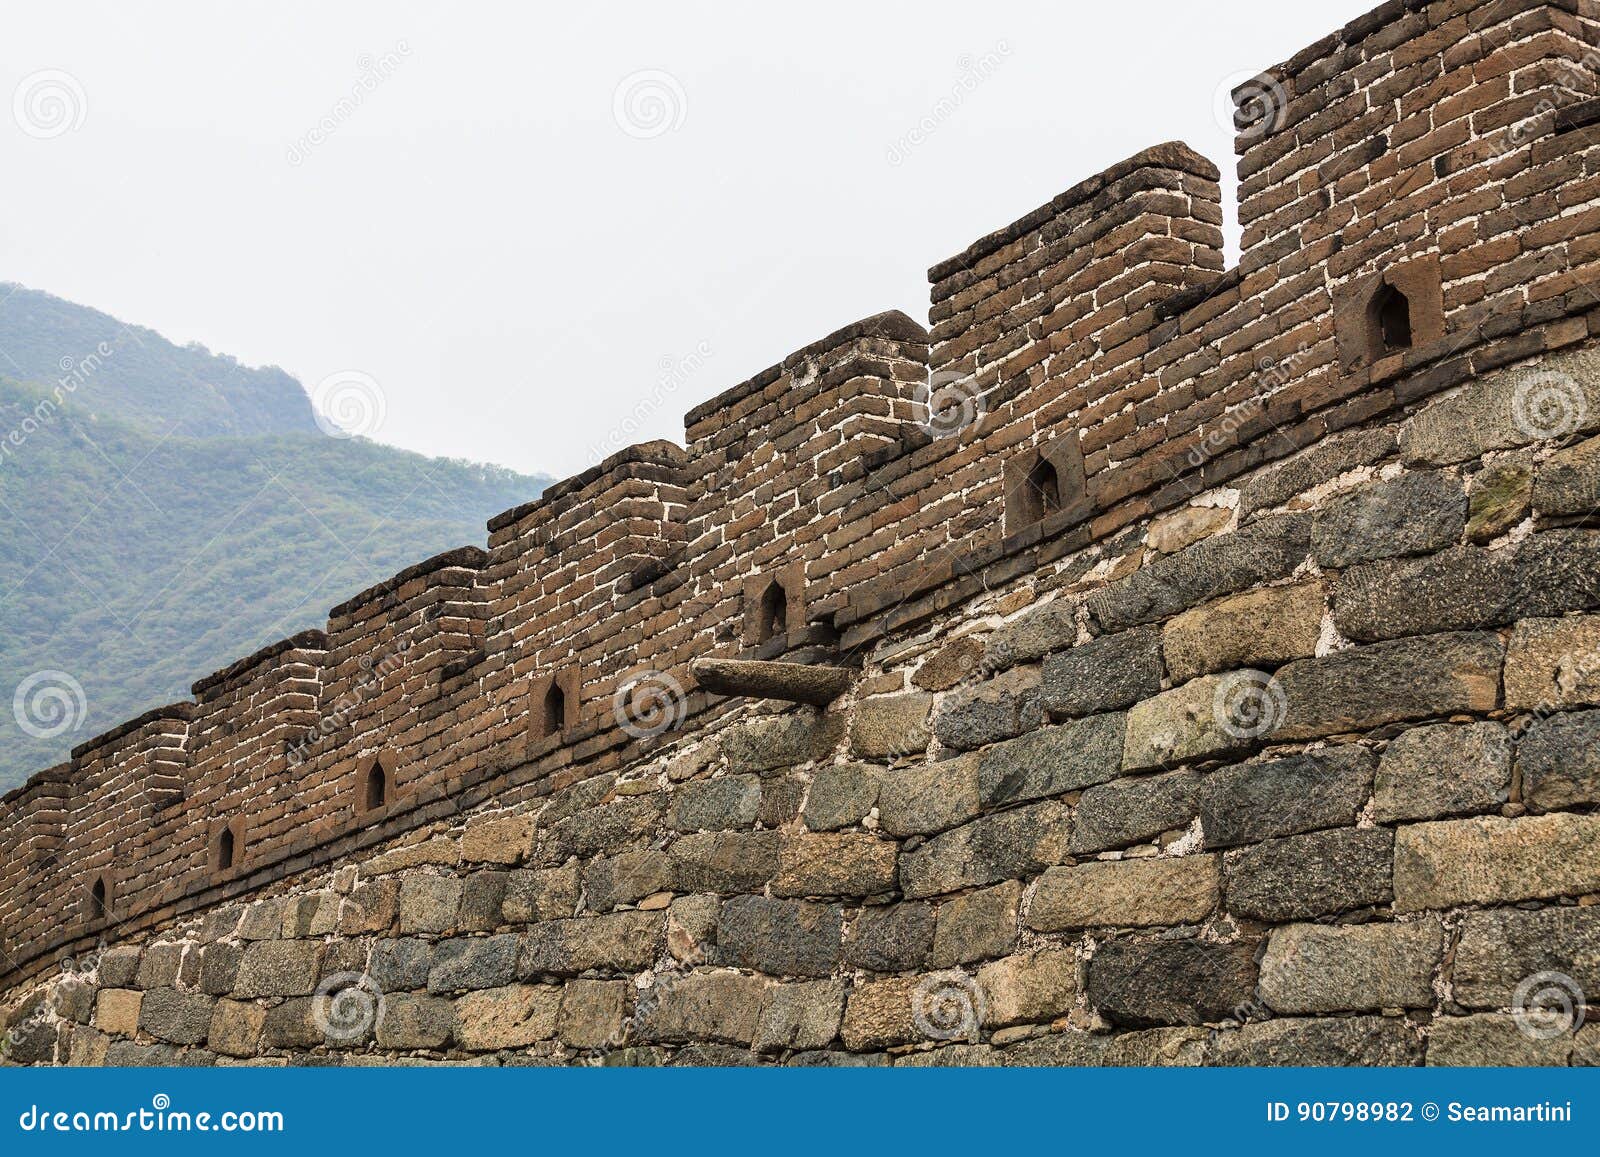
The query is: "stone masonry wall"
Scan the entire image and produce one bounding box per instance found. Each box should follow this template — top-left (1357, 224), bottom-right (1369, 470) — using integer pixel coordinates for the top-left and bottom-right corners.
top-left (6, 0), bottom-right (1600, 1066)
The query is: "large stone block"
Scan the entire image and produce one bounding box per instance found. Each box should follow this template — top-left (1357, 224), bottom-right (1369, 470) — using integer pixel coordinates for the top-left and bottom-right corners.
top-left (1271, 632), bottom-right (1503, 741)
top-left (1373, 721), bottom-right (1511, 823)
top-left (233, 941), bottom-right (323, 999)
top-left (932, 667), bottom-right (1043, 752)
top-left (844, 902), bottom-right (935, 972)
top-left (875, 756), bottom-right (980, 838)
top-left (931, 881), bottom-right (1021, 967)
top-left (1504, 616), bottom-right (1600, 710)
top-left (138, 988), bottom-right (216, 1046)
top-left (977, 949), bottom-right (1079, 1027)
top-left (1517, 709), bottom-right (1600, 810)
top-left (397, 874), bottom-right (463, 935)
top-left (518, 911), bottom-right (664, 977)
top-left (1086, 513), bottom-right (1311, 633)
top-left (849, 693), bottom-right (933, 758)
top-left (538, 795), bottom-right (664, 865)
top-left (1239, 428), bottom-right (1395, 520)
top-left (1122, 675), bottom-right (1261, 773)
top-left (556, 979), bottom-right (628, 1050)
top-left (1003, 1027), bottom-right (1208, 1067)
top-left (1427, 1014), bottom-right (1573, 1066)
top-left (720, 713), bottom-right (841, 773)
top-left (1086, 939), bottom-right (1258, 1027)
top-left (1207, 1016), bottom-right (1423, 1066)
top-left (1198, 746), bottom-right (1375, 849)
top-left (458, 812), bottom-right (534, 865)
top-left (1452, 906), bottom-right (1600, 1010)
top-left (584, 849), bottom-right (672, 911)
top-left (1070, 769), bottom-right (1200, 854)
top-left (1040, 629), bottom-right (1161, 719)
top-left (197, 943), bottom-right (244, 996)
top-left (1161, 583), bottom-right (1324, 684)
top-left (716, 896), bottom-right (843, 978)
top-left (1310, 470), bottom-right (1465, 568)
top-left (261, 998), bottom-right (322, 1050)
top-left (1027, 856), bottom-right (1219, 931)
top-left (1258, 921), bottom-right (1442, 1014)
top-left (840, 977), bottom-right (923, 1051)
top-left (984, 599), bottom-right (1079, 670)
top-left (977, 713), bottom-right (1124, 807)
top-left (426, 935), bottom-right (519, 993)
top-left (207, 1000), bottom-right (266, 1059)
top-left (634, 970), bottom-right (768, 1045)
top-left (1394, 813), bottom-right (1600, 910)
top-left (801, 763), bottom-right (881, 831)
top-left (668, 775), bottom-right (761, 832)
top-left (374, 994), bottom-right (456, 1051)
top-left (136, 942), bottom-right (188, 989)
top-left (1466, 461), bottom-right (1532, 544)
top-left (94, 989), bottom-right (141, 1036)
top-left (667, 830), bottom-right (780, 893)
top-left (453, 984), bottom-right (560, 1050)
top-left (753, 980), bottom-right (846, 1053)
top-left (900, 802), bottom-right (1071, 899)
top-left (1223, 828), bottom-right (1394, 921)
top-left (369, 938), bottom-right (433, 992)
top-left (1533, 432), bottom-right (1600, 516)
top-left (773, 832), bottom-right (897, 898)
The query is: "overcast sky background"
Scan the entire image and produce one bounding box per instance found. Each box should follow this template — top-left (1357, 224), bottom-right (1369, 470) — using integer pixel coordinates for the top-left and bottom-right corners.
top-left (2, 1), bottom-right (1376, 480)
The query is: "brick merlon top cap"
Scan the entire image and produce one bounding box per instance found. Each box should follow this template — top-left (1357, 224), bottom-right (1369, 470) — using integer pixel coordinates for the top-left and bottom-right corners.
top-left (684, 309), bottom-right (929, 431)
top-left (326, 545), bottom-right (489, 621)
top-left (488, 440), bottom-right (689, 533)
top-left (190, 629), bottom-right (330, 700)
top-left (69, 700), bottom-right (197, 762)
top-left (927, 141), bottom-right (1219, 284)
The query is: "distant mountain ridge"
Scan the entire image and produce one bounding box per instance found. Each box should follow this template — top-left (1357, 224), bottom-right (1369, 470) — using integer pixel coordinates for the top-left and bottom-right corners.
top-left (0, 283), bottom-right (549, 790)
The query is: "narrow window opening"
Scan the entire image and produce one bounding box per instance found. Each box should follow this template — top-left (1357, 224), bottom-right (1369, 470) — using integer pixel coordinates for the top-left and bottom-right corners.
top-left (217, 826), bottom-right (236, 871)
top-left (1370, 281), bottom-right (1412, 355)
top-left (1026, 457), bottom-right (1062, 522)
top-left (542, 680), bottom-right (567, 739)
top-left (758, 580), bottom-right (788, 644)
top-left (90, 876), bottom-right (108, 918)
top-left (364, 758), bottom-right (388, 812)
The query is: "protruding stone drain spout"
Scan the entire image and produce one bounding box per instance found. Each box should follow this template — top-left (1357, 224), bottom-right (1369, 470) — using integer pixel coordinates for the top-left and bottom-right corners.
top-left (690, 658), bottom-right (853, 706)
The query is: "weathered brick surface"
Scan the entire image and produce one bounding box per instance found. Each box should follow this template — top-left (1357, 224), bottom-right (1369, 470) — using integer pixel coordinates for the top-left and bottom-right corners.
top-left (7, 0), bottom-right (1600, 1069)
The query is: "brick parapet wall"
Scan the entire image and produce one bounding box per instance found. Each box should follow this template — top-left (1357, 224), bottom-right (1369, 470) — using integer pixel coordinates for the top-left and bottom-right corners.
top-left (6, 0), bottom-right (1600, 1064)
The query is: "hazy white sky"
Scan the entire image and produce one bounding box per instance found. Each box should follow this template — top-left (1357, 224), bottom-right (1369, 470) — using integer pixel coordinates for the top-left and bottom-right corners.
top-left (2, 1), bottom-right (1376, 480)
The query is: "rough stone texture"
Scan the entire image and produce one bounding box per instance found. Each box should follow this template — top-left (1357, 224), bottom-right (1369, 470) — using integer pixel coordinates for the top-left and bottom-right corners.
top-left (900, 802), bottom-right (1071, 899)
top-left (1272, 632), bottom-right (1503, 740)
top-left (849, 693), bottom-right (932, 758)
top-left (1373, 721), bottom-right (1512, 824)
top-left (753, 980), bottom-right (845, 1053)
top-left (1504, 615), bottom-right (1600, 710)
top-left (1198, 747), bottom-right (1375, 849)
top-left (1517, 709), bottom-right (1600, 810)
top-left (197, 943), bottom-right (244, 996)
top-left (207, 999), bottom-right (267, 1058)
top-left (374, 994), bottom-right (456, 1050)
top-left (556, 979), bottom-right (628, 1050)
top-left (716, 897), bottom-right (843, 978)
top-left (1086, 513), bottom-right (1311, 633)
top-left (398, 875), bottom-right (463, 935)
top-left (519, 912), bottom-right (664, 977)
top-left (370, 938), bottom-right (433, 993)
top-left (94, 989), bottom-right (141, 1037)
top-left (1223, 828), bottom-right (1394, 921)
top-left (1394, 814), bottom-right (1600, 911)
top-left (585, 850), bottom-right (672, 911)
top-left (139, 988), bottom-right (216, 1046)
top-left (1311, 470), bottom-right (1466, 568)
top-left (1258, 921), bottom-right (1442, 1013)
top-left (1161, 583), bottom-right (1324, 684)
top-left (1208, 1016), bottom-right (1423, 1066)
top-left (1027, 856), bottom-right (1219, 931)
top-left (1122, 675), bottom-right (1256, 773)
top-left (1466, 461), bottom-right (1532, 544)
top-left (1003, 1026), bottom-right (1209, 1067)
top-left (773, 833), bottom-right (897, 898)
top-left (1238, 429), bottom-right (1394, 521)
top-left (1086, 939), bottom-right (1258, 1027)
top-left (503, 865), bottom-right (580, 924)
top-left (1533, 432), bottom-right (1600, 517)
top-left (839, 977), bottom-right (922, 1051)
top-left (875, 757), bottom-right (980, 838)
top-left (668, 775), bottom-right (762, 832)
top-left (459, 813), bottom-right (533, 865)
top-left (1041, 629), bottom-right (1161, 719)
top-left (427, 935), bottom-right (519, 992)
top-left (931, 882), bottom-right (1021, 967)
top-left (635, 971), bottom-right (767, 1045)
top-left (843, 902), bottom-right (934, 972)
top-left (690, 658), bottom-right (852, 707)
top-left (232, 941), bottom-right (323, 999)
top-left (976, 712), bottom-right (1123, 807)
top-left (1070, 769), bottom-right (1200, 853)
top-left (984, 600), bottom-right (1077, 670)
top-left (933, 667), bottom-right (1043, 752)
top-left (668, 830), bottom-right (780, 893)
top-left (977, 949), bottom-right (1078, 1027)
top-left (913, 637), bottom-right (984, 691)
top-left (1427, 1014), bottom-right (1573, 1066)
top-left (1147, 505), bottom-right (1230, 554)
top-left (1452, 906), bottom-right (1600, 1010)
top-left (802, 764), bottom-right (881, 832)
top-left (719, 714), bottom-right (839, 774)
